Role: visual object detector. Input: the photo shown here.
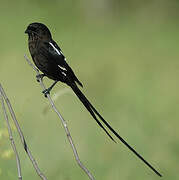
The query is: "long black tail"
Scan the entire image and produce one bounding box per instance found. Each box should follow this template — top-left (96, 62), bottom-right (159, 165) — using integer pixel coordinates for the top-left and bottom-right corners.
top-left (70, 82), bottom-right (162, 177)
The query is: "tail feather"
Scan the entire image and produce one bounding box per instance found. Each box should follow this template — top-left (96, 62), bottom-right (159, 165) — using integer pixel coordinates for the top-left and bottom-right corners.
top-left (88, 102), bottom-right (162, 176)
top-left (69, 82), bottom-right (162, 177)
top-left (70, 83), bottom-right (115, 142)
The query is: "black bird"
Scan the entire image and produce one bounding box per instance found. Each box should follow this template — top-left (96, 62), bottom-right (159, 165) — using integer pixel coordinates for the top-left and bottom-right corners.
top-left (25, 22), bottom-right (162, 177)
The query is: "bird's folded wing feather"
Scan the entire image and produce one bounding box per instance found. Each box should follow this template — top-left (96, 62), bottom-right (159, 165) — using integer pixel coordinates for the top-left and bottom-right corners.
top-left (41, 41), bottom-right (83, 87)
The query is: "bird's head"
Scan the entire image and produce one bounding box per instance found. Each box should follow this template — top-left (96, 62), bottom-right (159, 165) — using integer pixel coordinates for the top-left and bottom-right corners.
top-left (25, 22), bottom-right (52, 40)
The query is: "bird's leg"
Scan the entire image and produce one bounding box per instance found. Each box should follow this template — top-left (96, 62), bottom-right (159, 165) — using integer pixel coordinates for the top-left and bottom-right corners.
top-left (36, 74), bottom-right (45, 82)
top-left (42, 80), bottom-right (58, 97)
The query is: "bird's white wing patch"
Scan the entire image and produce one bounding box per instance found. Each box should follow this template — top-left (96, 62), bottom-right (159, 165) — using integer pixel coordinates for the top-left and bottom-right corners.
top-left (62, 72), bottom-right (66, 76)
top-left (57, 65), bottom-right (67, 76)
top-left (58, 65), bottom-right (67, 71)
top-left (49, 42), bottom-right (62, 56)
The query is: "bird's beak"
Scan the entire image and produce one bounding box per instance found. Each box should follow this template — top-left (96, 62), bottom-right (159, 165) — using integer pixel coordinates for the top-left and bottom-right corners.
top-left (25, 29), bottom-right (28, 34)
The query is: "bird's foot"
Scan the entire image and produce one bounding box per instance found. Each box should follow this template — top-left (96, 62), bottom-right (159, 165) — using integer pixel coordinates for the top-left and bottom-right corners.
top-left (36, 74), bottom-right (45, 82)
top-left (42, 81), bottom-right (57, 97)
top-left (42, 88), bottom-right (50, 98)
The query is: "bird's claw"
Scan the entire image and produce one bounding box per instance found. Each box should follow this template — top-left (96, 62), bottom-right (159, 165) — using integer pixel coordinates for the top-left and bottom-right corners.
top-left (42, 89), bottom-right (50, 98)
top-left (36, 74), bottom-right (44, 82)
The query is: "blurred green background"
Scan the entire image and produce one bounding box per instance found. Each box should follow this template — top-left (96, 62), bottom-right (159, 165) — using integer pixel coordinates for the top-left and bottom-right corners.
top-left (0, 0), bottom-right (179, 179)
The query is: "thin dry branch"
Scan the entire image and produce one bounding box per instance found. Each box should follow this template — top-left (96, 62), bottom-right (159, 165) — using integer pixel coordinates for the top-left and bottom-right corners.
top-left (24, 54), bottom-right (95, 180)
top-left (0, 84), bottom-right (47, 180)
top-left (0, 91), bottom-right (22, 180)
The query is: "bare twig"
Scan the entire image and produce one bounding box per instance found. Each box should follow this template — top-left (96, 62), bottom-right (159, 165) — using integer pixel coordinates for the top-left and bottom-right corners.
top-left (0, 91), bottom-right (22, 180)
top-left (0, 84), bottom-right (47, 180)
top-left (24, 54), bottom-right (95, 180)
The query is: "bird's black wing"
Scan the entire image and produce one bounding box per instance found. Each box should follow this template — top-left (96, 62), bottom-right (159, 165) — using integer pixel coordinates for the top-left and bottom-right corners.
top-left (42, 40), bottom-right (83, 87)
